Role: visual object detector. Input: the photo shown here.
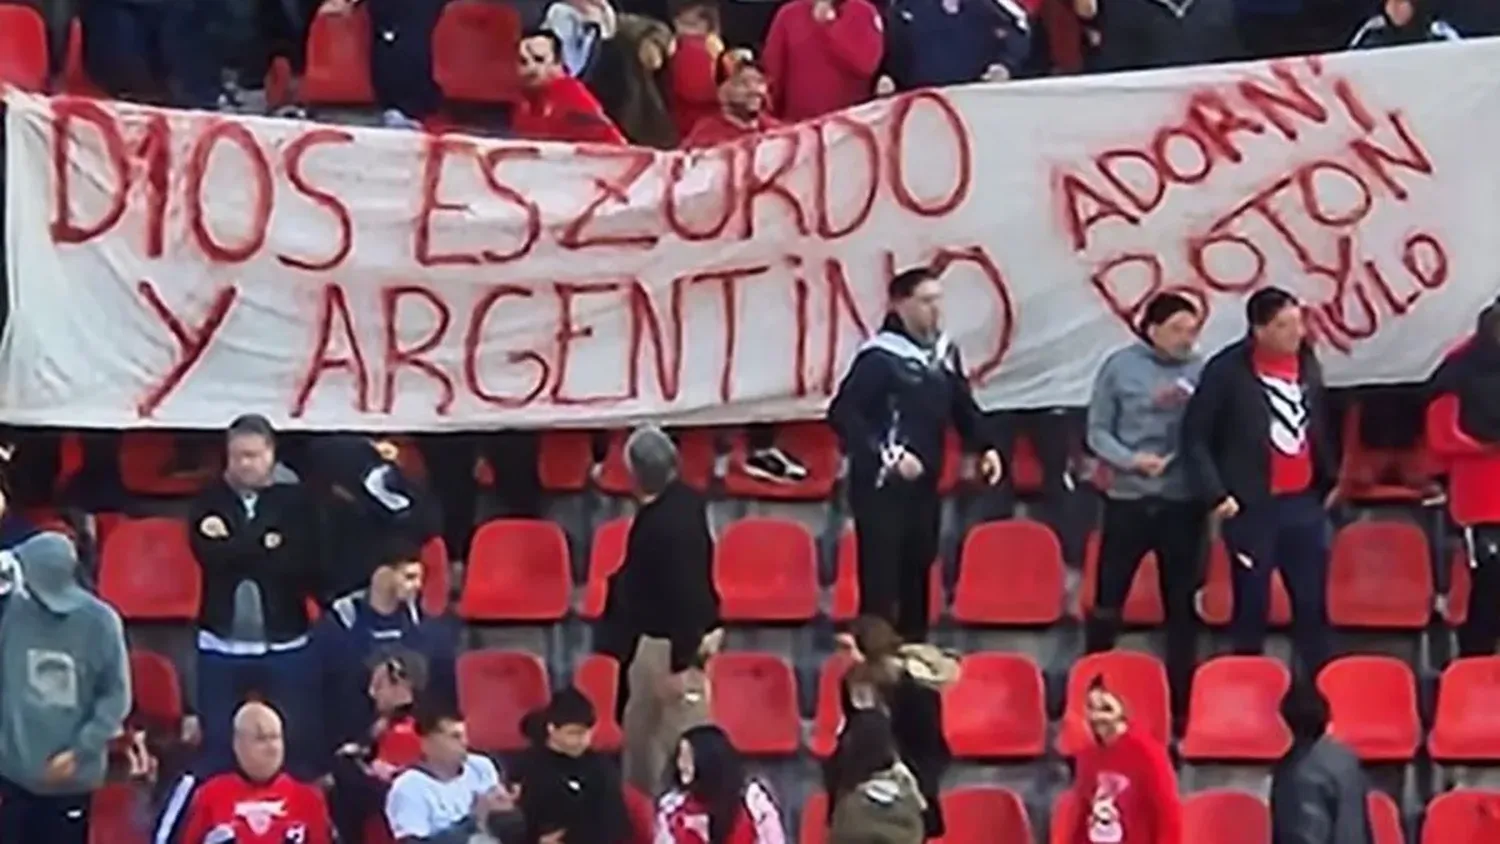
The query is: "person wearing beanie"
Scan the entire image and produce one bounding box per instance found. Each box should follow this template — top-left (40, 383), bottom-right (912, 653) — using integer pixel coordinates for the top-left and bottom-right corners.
top-left (0, 532), bottom-right (130, 844)
top-left (514, 688), bottom-right (631, 844)
top-left (1270, 681), bottom-right (1373, 844)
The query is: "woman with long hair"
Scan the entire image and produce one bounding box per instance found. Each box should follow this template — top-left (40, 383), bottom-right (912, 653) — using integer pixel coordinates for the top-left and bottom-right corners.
top-left (824, 711), bottom-right (925, 844)
top-left (656, 725), bottom-right (785, 844)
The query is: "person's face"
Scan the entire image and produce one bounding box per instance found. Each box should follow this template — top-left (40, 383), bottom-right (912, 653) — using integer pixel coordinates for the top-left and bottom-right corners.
top-left (374, 561), bottom-right (424, 604)
top-left (1253, 303), bottom-right (1306, 356)
top-left (226, 433), bottom-right (275, 490)
top-left (547, 722), bottom-right (595, 758)
top-left (1386, 0), bottom-right (1413, 25)
top-left (234, 717), bottom-right (286, 781)
top-left (520, 36), bottom-right (563, 89)
top-left (367, 664), bottom-right (413, 715)
top-left (675, 739), bottom-right (695, 787)
top-left (1146, 310), bottom-right (1201, 360)
top-left (895, 278), bottom-right (943, 339)
top-left (1085, 688), bottom-right (1126, 744)
top-left (422, 718), bottom-right (470, 769)
top-left (722, 68), bottom-right (769, 118)
top-left (834, 632), bottom-right (864, 662)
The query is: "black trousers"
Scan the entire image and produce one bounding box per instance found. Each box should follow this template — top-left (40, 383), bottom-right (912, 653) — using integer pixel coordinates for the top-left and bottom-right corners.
top-left (1223, 493), bottom-right (1334, 676)
top-left (852, 480), bottom-right (941, 642)
top-left (1084, 497), bottom-right (1206, 724)
top-left (0, 779), bottom-right (91, 844)
top-left (1459, 525), bottom-right (1500, 657)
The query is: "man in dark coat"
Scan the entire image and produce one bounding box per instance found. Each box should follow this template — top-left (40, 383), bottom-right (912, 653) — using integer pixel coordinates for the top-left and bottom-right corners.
top-left (1270, 681), bottom-right (1374, 844)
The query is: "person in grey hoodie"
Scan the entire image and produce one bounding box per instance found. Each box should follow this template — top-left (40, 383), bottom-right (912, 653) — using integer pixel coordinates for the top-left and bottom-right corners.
top-left (1084, 292), bottom-right (1206, 731)
top-left (0, 531), bottom-right (130, 844)
top-left (1270, 680), bottom-right (1374, 844)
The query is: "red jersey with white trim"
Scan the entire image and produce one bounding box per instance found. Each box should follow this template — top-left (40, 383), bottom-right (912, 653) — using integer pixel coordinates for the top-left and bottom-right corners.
top-left (177, 771), bottom-right (333, 844)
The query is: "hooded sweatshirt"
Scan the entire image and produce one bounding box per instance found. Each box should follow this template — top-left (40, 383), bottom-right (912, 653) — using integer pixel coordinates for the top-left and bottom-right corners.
top-left (1086, 341), bottom-right (1204, 500)
top-left (1070, 727), bottom-right (1181, 844)
top-left (763, 0), bottom-right (885, 122)
top-left (512, 711), bottom-right (631, 844)
top-left (0, 535), bottom-right (130, 795)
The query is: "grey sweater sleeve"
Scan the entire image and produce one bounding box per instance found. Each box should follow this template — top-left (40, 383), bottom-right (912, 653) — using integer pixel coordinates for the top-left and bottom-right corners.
top-left (76, 610), bottom-right (130, 757)
top-left (1086, 354), bottom-right (1136, 470)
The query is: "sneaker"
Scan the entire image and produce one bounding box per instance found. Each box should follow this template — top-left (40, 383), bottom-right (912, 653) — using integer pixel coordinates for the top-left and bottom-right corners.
top-left (382, 109), bottom-right (423, 130)
top-left (744, 447), bottom-right (809, 484)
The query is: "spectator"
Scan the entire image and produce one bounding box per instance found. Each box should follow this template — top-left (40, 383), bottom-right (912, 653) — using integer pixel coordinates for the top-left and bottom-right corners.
top-left (882, 0), bottom-right (1030, 90)
top-left (188, 414), bottom-right (324, 779)
top-left (763, 0), bottom-right (884, 122)
top-left (1068, 677), bottom-right (1181, 844)
top-left (1072, 0), bottom-right (1241, 71)
top-left (0, 533), bottom-right (130, 844)
top-left (591, 14), bottom-right (681, 148)
top-left (656, 725), bottom-right (785, 844)
top-left (329, 647), bottom-right (429, 844)
top-left (828, 266), bottom-right (1003, 642)
top-left (156, 701), bottom-right (334, 844)
top-left (0, 446), bottom-right (40, 550)
top-left (836, 616), bottom-right (955, 839)
top-left (1429, 296), bottom-right (1500, 656)
top-left (1182, 287), bottom-right (1338, 674)
top-left (544, 0), bottom-right (620, 77)
top-left (824, 711), bottom-right (926, 844)
top-left (384, 703), bottom-right (524, 844)
top-left (594, 425), bottom-right (722, 793)
top-left (1084, 292), bottom-right (1206, 730)
top-left (513, 29), bottom-right (631, 144)
top-left (682, 49), bottom-right (779, 146)
top-left (77, 0), bottom-right (222, 108)
top-left (668, 0), bottom-right (725, 140)
top-left (513, 688), bottom-right (630, 844)
top-left (1349, 0), bottom-right (1460, 48)
top-left (1269, 681), bottom-right (1374, 844)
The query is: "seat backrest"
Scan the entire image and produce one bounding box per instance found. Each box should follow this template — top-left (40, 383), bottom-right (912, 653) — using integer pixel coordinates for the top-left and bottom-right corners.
top-left (100, 518), bottom-right (202, 620)
top-left (1182, 791), bottom-right (1269, 844)
top-left (714, 518), bottom-right (818, 621)
top-left (706, 652), bottom-right (800, 755)
top-left (1328, 521), bottom-right (1432, 628)
top-left (456, 650), bottom-right (549, 752)
top-left (303, 8), bottom-right (376, 105)
top-left (583, 518), bottom-right (631, 619)
top-left (1181, 655), bottom-right (1292, 761)
top-left (942, 652), bottom-right (1046, 759)
top-left (954, 520), bottom-right (1064, 625)
top-left (419, 536), bottom-right (449, 617)
top-left (1079, 529), bottom-right (1163, 623)
top-left (938, 787), bottom-right (1033, 844)
top-left (459, 519), bottom-right (570, 621)
top-left (0, 6), bottom-right (48, 92)
top-left (1368, 791), bottom-right (1405, 844)
top-left (1421, 789), bottom-right (1500, 844)
top-left (128, 650), bottom-right (183, 725)
top-left (1317, 655), bottom-right (1420, 761)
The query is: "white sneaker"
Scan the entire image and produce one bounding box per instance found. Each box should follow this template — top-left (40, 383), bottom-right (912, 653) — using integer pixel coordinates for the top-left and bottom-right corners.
top-left (744, 447), bottom-right (809, 484)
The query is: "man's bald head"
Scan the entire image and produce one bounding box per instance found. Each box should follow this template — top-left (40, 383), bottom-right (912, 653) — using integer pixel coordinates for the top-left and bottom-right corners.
top-left (232, 701), bottom-right (285, 782)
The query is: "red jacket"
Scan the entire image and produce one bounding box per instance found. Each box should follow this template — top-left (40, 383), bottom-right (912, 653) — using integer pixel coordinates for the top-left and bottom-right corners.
top-left (657, 781), bottom-right (785, 844)
top-left (512, 77), bottom-right (628, 145)
top-left (362, 714), bottom-right (425, 844)
top-left (1071, 729), bottom-right (1181, 844)
top-left (763, 0), bottom-right (884, 122)
top-left (681, 112), bottom-right (784, 149)
top-left (669, 34), bottom-right (721, 142)
top-left (177, 771), bottom-right (333, 844)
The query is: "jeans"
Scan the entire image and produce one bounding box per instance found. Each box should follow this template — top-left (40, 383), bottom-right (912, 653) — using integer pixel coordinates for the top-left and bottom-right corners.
top-left (1222, 493), bottom-right (1334, 675)
top-left (0, 779), bottom-right (90, 844)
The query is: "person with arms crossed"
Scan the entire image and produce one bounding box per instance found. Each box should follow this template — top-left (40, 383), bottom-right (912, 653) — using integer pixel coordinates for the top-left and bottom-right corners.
top-left (385, 703), bottom-right (524, 844)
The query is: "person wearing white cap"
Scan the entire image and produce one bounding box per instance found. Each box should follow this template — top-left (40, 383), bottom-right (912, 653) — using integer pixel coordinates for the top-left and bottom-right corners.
top-left (0, 531), bottom-right (130, 844)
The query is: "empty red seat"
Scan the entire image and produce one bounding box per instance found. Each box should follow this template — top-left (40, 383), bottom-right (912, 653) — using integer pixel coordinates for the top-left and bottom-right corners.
top-left (1078, 530), bottom-right (1164, 624)
top-left (830, 529), bottom-right (943, 624)
top-left (1199, 540), bottom-right (1293, 626)
top-left (1327, 521), bottom-right (1433, 629)
top-left (942, 653), bottom-right (1046, 759)
top-left (581, 518), bottom-right (630, 620)
top-left (458, 519), bottom-right (571, 622)
top-left (457, 650), bottom-right (550, 752)
top-left (937, 787), bottom-right (1033, 844)
top-left (952, 521), bottom-right (1064, 626)
top-left (715, 519), bottom-right (818, 622)
top-left (419, 537), bottom-right (450, 617)
top-left (1180, 656), bottom-right (1292, 762)
top-left (129, 650), bottom-right (183, 728)
top-left (1429, 657), bottom-right (1500, 762)
top-left (597, 428), bottom-right (717, 494)
top-left (118, 432), bottom-right (217, 497)
top-left (801, 790), bottom-right (829, 844)
top-left (724, 422), bottom-right (841, 501)
top-left (90, 783), bottom-right (147, 844)
top-left (707, 652), bottom-right (800, 755)
top-left (572, 654), bottom-right (623, 752)
top-left (0, 6), bottom-right (48, 92)
top-left (1057, 651), bottom-right (1170, 756)
top-left (538, 431), bottom-right (595, 492)
top-left (1318, 656), bottom-right (1421, 762)
top-left (432, 0), bottom-right (521, 103)
top-left (1428, 392), bottom-right (1500, 527)
top-left (1420, 789), bottom-right (1500, 843)
top-left (100, 518), bottom-right (202, 620)
top-left (1369, 791), bottom-right (1404, 844)
top-left (809, 654), bottom-right (854, 759)
top-left (1182, 791), bottom-right (1269, 844)
top-left (303, 7), bottom-right (376, 105)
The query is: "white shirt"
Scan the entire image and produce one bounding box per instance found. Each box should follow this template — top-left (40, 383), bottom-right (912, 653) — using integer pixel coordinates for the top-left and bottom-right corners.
top-left (386, 754), bottom-right (501, 840)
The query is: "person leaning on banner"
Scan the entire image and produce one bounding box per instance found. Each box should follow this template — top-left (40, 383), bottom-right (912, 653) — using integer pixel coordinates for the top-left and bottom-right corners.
top-left (827, 264), bottom-right (1003, 643)
top-left (0, 533), bottom-right (131, 844)
top-left (1068, 677), bottom-right (1181, 844)
top-left (1269, 680), bottom-right (1374, 844)
top-left (1180, 287), bottom-right (1338, 676)
top-left (512, 28), bottom-right (629, 145)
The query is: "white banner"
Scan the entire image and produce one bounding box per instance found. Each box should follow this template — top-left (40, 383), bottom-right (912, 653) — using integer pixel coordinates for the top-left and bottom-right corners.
top-left (5, 41), bottom-right (1500, 430)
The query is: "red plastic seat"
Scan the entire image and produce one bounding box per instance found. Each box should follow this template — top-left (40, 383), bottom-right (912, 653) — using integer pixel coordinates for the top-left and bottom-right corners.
top-left (303, 7), bottom-right (376, 105)
top-left (1180, 656), bottom-right (1292, 762)
top-left (1182, 791), bottom-right (1269, 844)
top-left (1199, 540), bottom-right (1293, 626)
top-left (90, 783), bottom-right (147, 844)
top-left (419, 537), bottom-right (450, 617)
top-left (581, 518), bottom-right (630, 620)
top-left (129, 650), bottom-right (183, 727)
top-left (456, 650), bottom-right (550, 752)
top-left (458, 519), bottom-right (571, 622)
top-left (942, 653), bottom-right (1046, 759)
top-left (62, 18), bottom-right (105, 97)
top-left (1318, 656), bottom-right (1420, 762)
top-left (801, 790), bottom-right (829, 844)
top-left (0, 6), bottom-right (48, 92)
top-left (432, 0), bottom-right (521, 103)
top-left (1369, 791), bottom-right (1404, 844)
top-left (1428, 393), bottom-right (1500, 527)
top-left (538, 430), bottom-right (595, 492)
top-left (1078, 530), bottom-right (1164, 624)
top-left (93, 511), bottom-right (125, 552)
top-left (706, 652), bottom-right (800, 755)
top-left (1337, 402), bottom-right (1431, 504)
top-left (937, 787), bottom-right (1034, 844)
top-left (830, 529), bottom-right (943, 624)
top-left (714, 518), bottom-right (819, 622)
top-left (118, 432), bottom-right (217, 497)
top-left (100, 518), bottom-right (202, 621)
top-left (952, 521), bottom-right (1065, 626)
top-left (1050, 791), bottom-right (1080, 844)
top-left (597, 428), bottom-right (717, 494)
top-left (1327, 521), bottom-right (1433, 629)
top-left (724, 422), bottom-right (841, 501)
top-left (1057, 651), bottom-right (1170, 756)
top-left (1429, 657), bottom-right (1500, 762)
top-left (572, 654), bottom-right (623, 752)
top-left (1422, 789), bottom-right (1500, 843)
top-left (809, 654), bottom-right (854, 759)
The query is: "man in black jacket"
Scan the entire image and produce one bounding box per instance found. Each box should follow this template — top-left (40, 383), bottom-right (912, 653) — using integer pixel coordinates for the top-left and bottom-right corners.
top-left (828, 265), bottom-right (1003, 643)
top-left (514, 688), bottom-right (630, 844)
top-left (1270, 681), bottom-right (1374, 844)
top-left (1182, 287), bottom-right (1338, 673)
top-left (187, 414), bottom-right (326, 779)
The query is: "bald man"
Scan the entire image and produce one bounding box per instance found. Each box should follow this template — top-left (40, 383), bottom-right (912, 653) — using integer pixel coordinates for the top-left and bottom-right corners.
top-left (156, 702), bottom-right (333, 844)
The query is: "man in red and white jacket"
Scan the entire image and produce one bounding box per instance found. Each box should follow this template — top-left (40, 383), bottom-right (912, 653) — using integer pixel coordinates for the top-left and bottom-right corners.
top-left (512, 29), bottom-right (627, 145)
top-left (1069, 678), bottom-right (1180, 844)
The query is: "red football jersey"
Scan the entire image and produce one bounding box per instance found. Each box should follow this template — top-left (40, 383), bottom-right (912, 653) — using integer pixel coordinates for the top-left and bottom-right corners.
top-left (178, 771), bottom-right (333, 844)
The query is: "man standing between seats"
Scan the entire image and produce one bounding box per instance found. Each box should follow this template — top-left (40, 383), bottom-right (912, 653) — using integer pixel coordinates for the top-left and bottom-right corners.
top-left (829, 265), bottom-right (1004, 643)
top-left (1182, 287), bottom-right (1338, 674)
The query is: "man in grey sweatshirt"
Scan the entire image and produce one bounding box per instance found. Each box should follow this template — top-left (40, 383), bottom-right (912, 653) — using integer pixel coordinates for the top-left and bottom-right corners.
top-left (0, 532), bottom-right (130, 844)
top-left (1084, 292), bottom-right (1207, 731)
